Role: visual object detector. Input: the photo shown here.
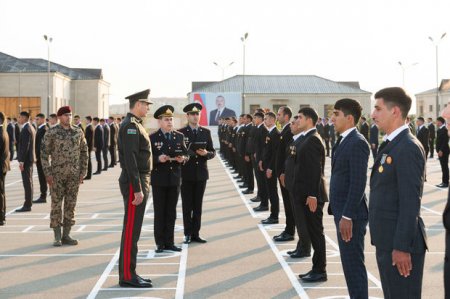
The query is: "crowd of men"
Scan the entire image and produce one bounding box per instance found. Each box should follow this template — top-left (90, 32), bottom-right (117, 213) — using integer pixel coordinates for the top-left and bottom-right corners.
top-left (218, 87), bottom-right (449, 299)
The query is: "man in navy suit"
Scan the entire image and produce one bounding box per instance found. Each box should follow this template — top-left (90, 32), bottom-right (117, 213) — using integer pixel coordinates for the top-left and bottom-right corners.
top-left (209, 95), bottom-right (236, 126)
top-left (6, 118), bottom-right (14, 161)
top-left (369, 121), bottom-right (379, 160)
top-left (435, 117), bottom-right (449, 188)
top-left (93, 117), bottom-right (104, 175)
top-left (330, 98), bottom-right (370, 298)
top-left (370, 87), bottom-right (427, 299)
top-left (33, 113), bottom-right (48, 203)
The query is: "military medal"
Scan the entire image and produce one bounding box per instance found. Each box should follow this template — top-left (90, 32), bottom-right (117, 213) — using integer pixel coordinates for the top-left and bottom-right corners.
top-left (386, 156), bottom-right (392, 164)
top-left (378, 165), bottom-right (384, 173)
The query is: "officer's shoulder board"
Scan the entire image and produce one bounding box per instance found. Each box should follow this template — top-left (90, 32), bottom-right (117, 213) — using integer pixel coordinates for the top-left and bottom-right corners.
top-left (173, 130), bottom-right (184, 138)
top-left (199, 126), bottom-right (210, 133)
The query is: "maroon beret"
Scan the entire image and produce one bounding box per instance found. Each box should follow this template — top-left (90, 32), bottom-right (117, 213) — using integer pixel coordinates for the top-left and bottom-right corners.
top-left (57, 106), bottom-right (72, 116)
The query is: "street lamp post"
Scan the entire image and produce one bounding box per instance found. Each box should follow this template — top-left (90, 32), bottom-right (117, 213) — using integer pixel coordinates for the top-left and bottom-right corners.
top-left (397, 61), bottom-right (418, 88)
top-left (213, 61), bottom-right (234, 80)
top-left (43, 35), bottom-right (53, 116)
top-left (240, 33), bottom-right (248, 113)
top-left (429, 33), bottom-right (446, 118)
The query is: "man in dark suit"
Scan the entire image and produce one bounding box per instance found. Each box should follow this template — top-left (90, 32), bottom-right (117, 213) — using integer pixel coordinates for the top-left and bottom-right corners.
top-left (100, 119), bottom-right (110, 171)
top-left (108, 116), bottom-right (118, 167)
top-left (0, 112), bottom-right (10, 225)
top-left (33, 113), bottom-right (48, 203)
top-left (93, 117), bottom-right (104, 175)
top-left (358, 116), bottom-right (369, 141)
top-left (16, 111), bottom-right (36, 212)
top-left (370, 87), bottom-right (427, 299)
top-left (289, 107), bottom-right (328, 282)
top-left (84, 116), bottom-right (94, 179)
top-left (13, 117), bottom-right (20, 160)
top-left (316, 117), bottom-right (324, 137)
top-left (370, 121), bottom-right (379, 160)
top-left (427, 117), bottom-right (436, 158)
top-left (273, 106), bottom-right (295, 242)
top-left (435, 117), bottom-right (449, 188)
top-left (323, 118), bottom-right (331, 157)
top-left (330, 98), bottom-right (370, 298)
top-left (329, 122), bottom-right (336, 147)
top-left (241, 114), bottom-right (254, 194)
top-left (260, 112), bottom-right (280, 224)
top-left (253, 112), bottom-right (269, 210)
top-left (209, 95), bottom-right (236, 126)
top-left (416, 117), bottom-right (429, 159)
top-left (6, 118), bottom-right (14, 161)
top-left (179, 103), bottom-right (215, 244)
top-left (73, 115), bottom-right (84, 133)
top-left (151, 105), bottom-right (188, 253)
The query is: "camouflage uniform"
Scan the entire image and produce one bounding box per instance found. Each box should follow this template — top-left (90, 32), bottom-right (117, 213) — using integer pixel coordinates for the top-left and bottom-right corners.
top-left (41, 124), bottom-right (88, 228)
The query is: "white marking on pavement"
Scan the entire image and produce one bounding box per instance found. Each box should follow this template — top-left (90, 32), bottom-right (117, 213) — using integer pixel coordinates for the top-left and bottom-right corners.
top-left (175, 243), bottom-right (188, 299)
top-left (86, 248), bottom-right (120, 299)
top-left (22, 225), bottom-right (34, 232)
top-left (91, 213), bottom-right (99, 219)
top-left (76, 225), bottom-right (87, 232)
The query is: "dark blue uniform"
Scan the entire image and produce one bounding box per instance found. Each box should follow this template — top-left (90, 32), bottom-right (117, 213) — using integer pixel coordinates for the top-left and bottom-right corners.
top-left (179, 126), bottom-right (215, 238)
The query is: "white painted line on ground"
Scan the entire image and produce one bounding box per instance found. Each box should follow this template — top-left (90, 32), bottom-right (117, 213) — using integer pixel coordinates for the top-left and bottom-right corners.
top-left (86, 248), bottom-right (120, 299)
top-left (21, 225), bottom-right (34, 232)
top-left (100, 287), bottom-right (176, 291)
top-left (91, 213), bottom-right (99, 219)
top-left (76, 225), bottom-right (87, 232)
top-left (175, 243), bottom-right (189, 299)
top-left (421, 205), bottom-right (442, 216)
top-left (43, 214), bottom-right (50, 219)
top-left (258, 224), bottom-right (310, 299)
top-left (5, 206), bottom-right (23, 216)
top-left (0, 253), bottom-right (117, 257)
top-left (109, 273), bottom-right (179, 277)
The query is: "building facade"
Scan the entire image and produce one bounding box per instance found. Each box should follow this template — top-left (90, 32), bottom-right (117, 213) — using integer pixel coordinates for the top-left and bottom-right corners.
top-left (416, 79), bottom-right (450, 119)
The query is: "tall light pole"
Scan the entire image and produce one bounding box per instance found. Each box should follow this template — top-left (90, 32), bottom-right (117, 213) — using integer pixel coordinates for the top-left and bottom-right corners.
top-left (397, 61), bottom-right (418, 88)
top-left (213, 61), bottom-right (234, 80)
top-left (43, 35), bottom-right (53, 116)
top-left (429, 32), bottom-right (446, 118)
top-left (241, 32), bottom-right (248, 113)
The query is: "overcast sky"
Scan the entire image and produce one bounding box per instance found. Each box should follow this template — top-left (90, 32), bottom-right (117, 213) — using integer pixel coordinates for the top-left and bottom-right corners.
top-left (1, 0), bottom-right (449, 108)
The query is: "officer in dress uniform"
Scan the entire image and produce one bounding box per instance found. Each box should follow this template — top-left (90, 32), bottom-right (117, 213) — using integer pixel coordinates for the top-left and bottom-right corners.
top-left (179, 103), bottom-right (215, 244)
top-left (118, 89), bottom-right (153, 288)
top-left (150, 105), bottom-right (188, 253)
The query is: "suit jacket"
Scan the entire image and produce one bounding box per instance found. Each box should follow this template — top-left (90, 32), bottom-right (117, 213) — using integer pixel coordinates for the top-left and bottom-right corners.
top-left (85, 124), bottom-right (94, 151)
top-left (6, 123), bottom-right (14, 145)
top-left (209, 107), bottom-right (236, 126)
top-left (428, 123), bottom-right (436, 140)
top-left (369, 129), bottom-right (427, 253)
top-left (255, 124), bottom-right (268, 163)
top-left (416, 126), bottom-right (429, 151)
top-left (109, 123), bottom-right (118, 147)
top-left (330, 129), bottom-right (369, 219)
top-left (179, 126), bottom-right (215, 181)
top-left (359, 122), bottom-right (369, 141)
top-left (0, 126), bottom-right (10, 174)
top-left (288, 129), bottom-right (328, 203)
top-left (150, 129), bottom-right (188, 186)
top-left (14, 123), bottom-right (20, 145)
top-left (369, 125), bottom-right (379, 145)
top-left (329, 124), bottom-right (336, 144)
top-left (94, 125), bottom-right (104, 150)
top-left (316, 123), bottom-right (325, 138)
top-left (276, 123), bottom-right (293, 177)
top-left (35, 125), bottom-right (47, 161)
top-left (436, 126), bottom-right (449, 154)
top-left (245, 124), bottom-right (257, 155)
top-left (262, 127), bottom-right (280, 171)
top-left (323, 124), bottom-right (330, 139)
top-left (17, 123), bottom-right (36, 165)
top-left (103, 124), bottom-right (110, 149)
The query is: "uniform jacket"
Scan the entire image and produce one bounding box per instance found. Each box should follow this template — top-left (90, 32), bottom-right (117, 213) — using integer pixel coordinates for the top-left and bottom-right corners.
top-left (150, 129), bottom-right (188, 187)
top-left (85, 124), bottom-right (94, 151)
top-left (118, 113), bottom-right (152, 193)
top-left (245, 124), bottom-right (257, 155)
top-left (276, 123), bottom-right (292, 177)
top-left (369, 129), bottom-right (427, 253)
top-left (17, 123), bottom-right (36, 165)
top-left (35, 124), bottom-right (47, 161)
top-left (330, 129), bottom-right (369, 220)
top-left (255, 124), bottom-right (268, 163)
top-left (262, 126), bottom-right (280, 171)
top-left (179, 126), bottom-right (215, 181)
top-left (0, 126), bottom-right (10, 174)
top-left (436, 125), bottom-right (449, 154)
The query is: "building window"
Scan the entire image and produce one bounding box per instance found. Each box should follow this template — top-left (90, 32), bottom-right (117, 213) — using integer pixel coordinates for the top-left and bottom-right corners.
top-left (249, 105), bottom-right (260, 114)
top-left (419, 106), bottom-right (424, 115)
top-left (429, 105), bottom-right (433, 112)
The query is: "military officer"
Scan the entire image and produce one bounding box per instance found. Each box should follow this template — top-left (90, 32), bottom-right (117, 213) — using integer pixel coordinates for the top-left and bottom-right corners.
top-left (151, 105), bottom-right (188, 253)
top-left (117, 89), bottom-right (153, 288)
top-left (40, 106), bottom-right (88, 247)
top-left (179, 103), bottom-right (215, 244)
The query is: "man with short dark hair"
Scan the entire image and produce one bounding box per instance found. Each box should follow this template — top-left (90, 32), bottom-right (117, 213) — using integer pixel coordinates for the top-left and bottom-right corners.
top-left (370, 87), bottom-right (427, 298)
top-left (84, 116), bottom-right (94, 179)
top-left (370, 120), bottom-right (379, 159)
top-left (33, 113), bottom-right (48, 203)
top-left (242, 114), bottom-right (254, 194)
top-left (330, 98), bottom-right (370, 298)
top-left (416, 116), bottom-right (429, 159)
top-left (0, 112), bottom-right (10, 225)
top-left (6, 118), bottom-right (14, 161)
top-left (73, 115), bottom-right (84, 133)
top-left (108, 116), bottom-right (118, 167)
top-left (16, 111), bottom-right (36, 212)
top-left (100, 118), bottom-right (110, 171)
top-left (359, 116), bottom-right (369, 141)
top-left (13, 117), bottom-right (20, 160)
top-left (427, 117), bottom-right (436, 158)
top-left (435, 117), bottom-right (449, 188)
top-left (93, 117), bottom-right (104, 175)
top-left (48, 113), bottom-right (58, 128)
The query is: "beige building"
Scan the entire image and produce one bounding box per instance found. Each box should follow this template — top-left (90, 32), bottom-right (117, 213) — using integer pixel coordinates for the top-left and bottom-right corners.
top-left (0, 52), bottom-right (110, 118)
top-left (189, 75), bottom-right (372, 118)
top-left (416, 79), bottom-right (450, 119)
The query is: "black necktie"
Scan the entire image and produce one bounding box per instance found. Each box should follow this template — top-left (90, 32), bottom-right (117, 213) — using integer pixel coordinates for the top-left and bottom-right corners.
top-left (193, 129), bottom-right (197, 136)
top-left (334, 135), bottom-right (343, 149)
top-left (378, 139), bottom-right (390, 152)
top-left (165, 132), bottom-right (170, 140)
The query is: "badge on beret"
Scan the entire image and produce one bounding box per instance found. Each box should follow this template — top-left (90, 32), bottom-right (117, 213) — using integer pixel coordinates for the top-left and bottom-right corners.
top-left (378, 165), bottom-right (384, 173)
top-left (127, 129), bottom-right (137, 135)
top-left (386, 156), bottom-right (392, 164)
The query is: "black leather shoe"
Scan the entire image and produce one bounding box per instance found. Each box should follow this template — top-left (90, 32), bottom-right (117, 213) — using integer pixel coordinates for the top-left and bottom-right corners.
top-left (250, 196), bottom-right (261, 202)
top-left (155, 245), bottom-right (164, 253)
top-left (237, 179), bottom-right (245, 183)
top-left (290, 250), bottom-right (311, 258)
top-left (33, 197), bottom-right (47, 203)
top-left (102, 168), bottom-right (108, 171)
top-left (166, 245), bottom-right (182, 252)
top-left (119, 277), bottom-right (152, 288)
top-left (300, 271), bottom-right (327, 282)
top-left (436, 183), bottom-right (449, 188)
top-left (15, 206), bottom-right (31, 212)
top-left (136, 275), bottom-right (152, 283)
top-left (286, 249), bottom-right (297, 255)
top-left (233, 175), bottom-right (241, 179)
top-left (239, 184), bottom-right (248, 189)
top-left (0, 220), bottom-right (4, 226)
top-left (84, 176), bottom-right (92, 180)
top-left (184, 236), bottom-right (191, 244)
top-left (242, 189), bottom-right (254, 194)
top-left (93, 171), bottom-right (101, 175)
top-left (273, 232), bottom-right (294, 242)
top-left (191, 236), bottom-right (207, 243)
top-left (298, 270), bottom-right (313, 279)
top-left (253, 205), bottom-right (269, 212)
top-left (261, 217), bottom-right (279, 224)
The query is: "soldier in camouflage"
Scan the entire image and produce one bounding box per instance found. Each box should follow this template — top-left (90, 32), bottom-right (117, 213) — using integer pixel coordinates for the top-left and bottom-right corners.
top-left (41, 106), bottom-right (88, 246)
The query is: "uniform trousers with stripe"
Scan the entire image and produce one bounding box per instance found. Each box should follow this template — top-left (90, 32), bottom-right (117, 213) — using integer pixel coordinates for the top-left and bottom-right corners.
top-left (118, 173), bottom-right (150, 282)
